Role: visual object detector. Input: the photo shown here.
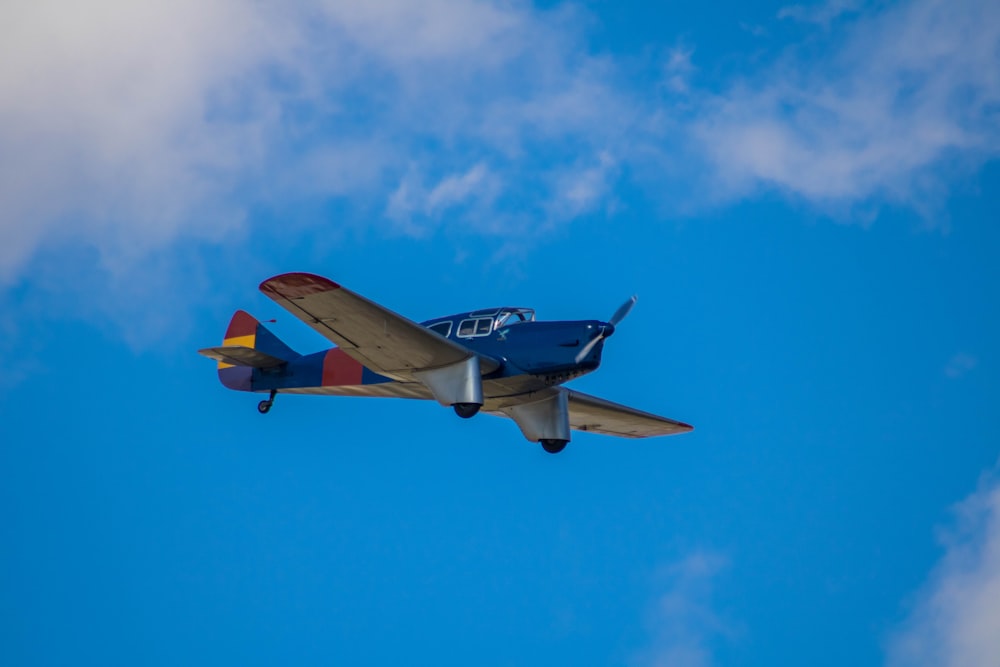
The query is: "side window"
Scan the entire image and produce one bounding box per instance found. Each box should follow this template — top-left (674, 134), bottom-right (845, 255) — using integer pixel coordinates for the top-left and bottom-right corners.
top-left (457, 317), bottom-right (494, 338)
top-left (427, 321), bottom-right (452, 338)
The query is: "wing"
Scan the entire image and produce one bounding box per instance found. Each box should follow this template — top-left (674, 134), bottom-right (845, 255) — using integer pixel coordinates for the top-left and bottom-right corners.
top-left (565, 390), bottom-right (693, 438)
top-left (259, 272), bottom-right (499, 379)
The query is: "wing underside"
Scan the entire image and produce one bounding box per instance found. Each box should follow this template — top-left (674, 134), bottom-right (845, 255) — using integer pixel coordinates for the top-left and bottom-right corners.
top-left (485, 388), bottom-right (692, 439)
top-left (258, 272), bottom-right (499, 379)
top-left (564, 390), bottom-right (692, 438)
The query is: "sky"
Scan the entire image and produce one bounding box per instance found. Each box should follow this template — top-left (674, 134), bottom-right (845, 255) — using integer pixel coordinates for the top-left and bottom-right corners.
top-left (1, 0), bottom-right (999, 665)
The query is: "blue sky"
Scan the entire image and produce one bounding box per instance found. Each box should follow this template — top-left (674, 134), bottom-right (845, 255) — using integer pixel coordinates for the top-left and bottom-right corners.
top-left (2, 0), bottom-right (999, 665)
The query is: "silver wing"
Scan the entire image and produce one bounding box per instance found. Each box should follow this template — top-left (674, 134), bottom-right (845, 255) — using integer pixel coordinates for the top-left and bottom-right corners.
top-left (564, 390), bottom-right (692, 438)
top-left (259, 272), bottom-right (499, 380)
top-left (485, 388), bottom-right (692, 439)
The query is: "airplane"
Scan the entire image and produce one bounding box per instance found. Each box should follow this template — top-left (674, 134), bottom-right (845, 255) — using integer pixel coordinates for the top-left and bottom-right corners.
top-left (198, 272), bottom-right (692, 454)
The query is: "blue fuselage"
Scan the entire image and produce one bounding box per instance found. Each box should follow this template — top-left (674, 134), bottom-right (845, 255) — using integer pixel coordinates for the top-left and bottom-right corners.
top-left (248, 310), bottom-right (615, 397)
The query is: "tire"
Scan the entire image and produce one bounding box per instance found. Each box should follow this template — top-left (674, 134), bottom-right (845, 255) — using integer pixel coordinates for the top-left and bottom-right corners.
top-left (257, 400), bottom-right (272, 414)
top-left (453, 403), bottom-right (481, 419)
top-left (540, 439), bottom-right (568, 454)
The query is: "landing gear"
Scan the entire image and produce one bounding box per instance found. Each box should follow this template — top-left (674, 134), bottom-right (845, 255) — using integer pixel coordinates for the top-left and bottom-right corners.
top-left (540, 439), bottom-right (568, 454)
top-left (453, 402), bottom-right (481, 419)
top-left (257, 390), bottom-right (276, 414)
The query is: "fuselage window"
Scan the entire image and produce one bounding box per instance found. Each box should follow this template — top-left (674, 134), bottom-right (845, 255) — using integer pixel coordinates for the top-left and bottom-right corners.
top-left (427, 321), bottom-right (452, 338)
top-left (458, 317), bottom-right (494, 338)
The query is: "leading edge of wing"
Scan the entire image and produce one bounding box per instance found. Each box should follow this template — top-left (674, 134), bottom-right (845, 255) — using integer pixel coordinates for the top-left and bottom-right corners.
top-left (258, 272), bottom-right (500, 378)
top-left (566, 389), bottom-right (693, 438)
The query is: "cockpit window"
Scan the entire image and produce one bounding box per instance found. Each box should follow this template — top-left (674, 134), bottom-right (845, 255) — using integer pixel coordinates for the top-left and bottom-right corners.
top-left (457, 317), bottom-right (494, 338)
top-left (426, 321), bottom-right (452, 338)
top-left (495, 309), bottom-right (535, 329)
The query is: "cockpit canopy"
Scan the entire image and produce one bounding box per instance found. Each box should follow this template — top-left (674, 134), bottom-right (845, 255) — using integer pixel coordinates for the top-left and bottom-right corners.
top-left (495, 308), bottom-right (535, 327)
top-left (422, 307), bottom-right (535, 340)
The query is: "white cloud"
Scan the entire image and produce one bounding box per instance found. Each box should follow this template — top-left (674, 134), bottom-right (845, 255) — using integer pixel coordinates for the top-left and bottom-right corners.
top-left (386, 162), bottom-right (500, 235)
top-left (631, 552), bottom-right (732, 667)
top-left (886, 465), bottom-right (1000, 667)
top-left (546, 151), bottom-right (619, 223)
top-left (692, 0), bottom-right (1000, 212)
top-left (0, 0), bottom-right (624, 282)
top-left (1, 0), bottom-right (998, 294)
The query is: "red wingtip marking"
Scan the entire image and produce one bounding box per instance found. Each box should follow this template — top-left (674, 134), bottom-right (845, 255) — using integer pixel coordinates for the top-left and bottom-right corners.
top-left (260, 272), bottom-right (341, 298)
top-left (225, 310), bottom-right (258, 339)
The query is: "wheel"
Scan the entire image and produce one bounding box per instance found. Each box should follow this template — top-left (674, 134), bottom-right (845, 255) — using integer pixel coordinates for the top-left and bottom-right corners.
top-left (540, 439), bottom-right (568, 454)
top-left (453, 403), bottom-right (481, 419)
top-left (257, 400), bottom-right (272, 414)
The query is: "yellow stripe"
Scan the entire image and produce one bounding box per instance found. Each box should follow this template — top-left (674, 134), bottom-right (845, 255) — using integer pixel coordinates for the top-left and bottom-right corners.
top-left (218, 334), bottom-right (256, 369)
top-left (223, 334), bottom-right (256, 348)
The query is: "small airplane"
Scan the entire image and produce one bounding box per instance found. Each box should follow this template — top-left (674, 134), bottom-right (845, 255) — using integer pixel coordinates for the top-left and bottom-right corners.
top-left (199, 272), bottom-right (692, 453)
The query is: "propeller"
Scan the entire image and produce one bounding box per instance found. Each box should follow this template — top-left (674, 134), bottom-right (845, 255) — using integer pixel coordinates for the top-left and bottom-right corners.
top-left (575, 295), bottom-right (637, 363)
top-left (609, 295), bottom-right (637, 327)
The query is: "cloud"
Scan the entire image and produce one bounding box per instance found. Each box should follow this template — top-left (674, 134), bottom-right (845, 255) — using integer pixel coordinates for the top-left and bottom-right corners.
top-left (386, 162), bottom-right (501, 235)
top-left (777, 0), bottom-right (863, 26)
top-left (544, 151), bottom-right (620, 223)
top-left (945, 353), bottom-right (979, 379)
top-left (2, 0), bottom-right (998, 296)
top-left (0, 0), bottom-right (625, 282)
top-left (631, 552), bottom-right (732, 667)
top-left (886, 465), bottom-right (1000, 667)
top-left (691, 0), bottom-right (1000, 213)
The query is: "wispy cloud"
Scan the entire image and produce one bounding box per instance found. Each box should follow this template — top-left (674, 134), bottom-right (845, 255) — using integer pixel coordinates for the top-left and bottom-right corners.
top-left (691, 0), bottom-right (1000, 213)
top-left (1, 0), bottom-right (998, 295)
top-left (631, 551), bottom-right (733, 667)
top-left (0, 0), bottom-right (625, 282)
top-left (777, 0), bottom-right (864, 26)
top-left (945, 353), bottom-right (979, 379)
top-left (886, 464), bottom-right (1000, 667)
top-left (386, 162), bottom-right (501, 236)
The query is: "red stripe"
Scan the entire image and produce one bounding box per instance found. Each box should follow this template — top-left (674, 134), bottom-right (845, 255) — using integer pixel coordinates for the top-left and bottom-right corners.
top-left (322, 348), bottom-right (364, 386)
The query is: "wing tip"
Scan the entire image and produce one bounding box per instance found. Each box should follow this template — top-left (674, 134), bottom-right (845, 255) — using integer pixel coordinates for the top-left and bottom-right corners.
top-left (259, 272), bottom-right (341, 298)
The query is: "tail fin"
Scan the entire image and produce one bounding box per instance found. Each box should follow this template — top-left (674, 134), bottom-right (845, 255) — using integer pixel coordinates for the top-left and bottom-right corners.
top-left (198, 310), bottom-right (300, 391)
top-left (219, 310), bottom-right (299, 362)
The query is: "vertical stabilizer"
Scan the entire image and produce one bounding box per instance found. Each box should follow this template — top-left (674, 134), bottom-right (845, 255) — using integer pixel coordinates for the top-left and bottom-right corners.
top-left (214, 310), bottom-right (299, 391)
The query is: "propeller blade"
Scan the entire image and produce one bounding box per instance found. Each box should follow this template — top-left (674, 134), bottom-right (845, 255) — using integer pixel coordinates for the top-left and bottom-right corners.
top-left (609, 295), bottom-right (637, 327)
top-left (574, 297), bottom-right (637, 364)
top-left (574, 334), bottom-right (604, 364)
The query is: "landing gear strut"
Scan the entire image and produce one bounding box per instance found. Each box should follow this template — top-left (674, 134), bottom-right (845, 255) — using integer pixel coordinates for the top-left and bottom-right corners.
top-left (540, 439), bottom-right (568, 454)
top-left (453, 402), bottom-right (481, 419)
top-left (257, 390), bottom-right (276, 414)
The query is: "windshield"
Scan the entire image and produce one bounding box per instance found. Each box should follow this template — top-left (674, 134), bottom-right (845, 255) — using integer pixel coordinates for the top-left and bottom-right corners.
top-left (496, 309), bottom-right (535, 328)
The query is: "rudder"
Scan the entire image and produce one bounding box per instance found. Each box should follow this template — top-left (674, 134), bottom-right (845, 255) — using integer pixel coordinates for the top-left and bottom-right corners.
top-left (222, 310), bottom-right (299, 362)
top-left (214, 310), bottom-right (300, 391)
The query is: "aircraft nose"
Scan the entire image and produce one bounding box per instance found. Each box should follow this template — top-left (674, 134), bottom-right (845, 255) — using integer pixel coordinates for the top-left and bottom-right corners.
top-left (601, 322), bottom-right (615, 338)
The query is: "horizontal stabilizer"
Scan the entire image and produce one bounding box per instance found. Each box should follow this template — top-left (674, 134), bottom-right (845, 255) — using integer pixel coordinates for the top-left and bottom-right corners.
top-left (197, 345), bottom-right (287, 369)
